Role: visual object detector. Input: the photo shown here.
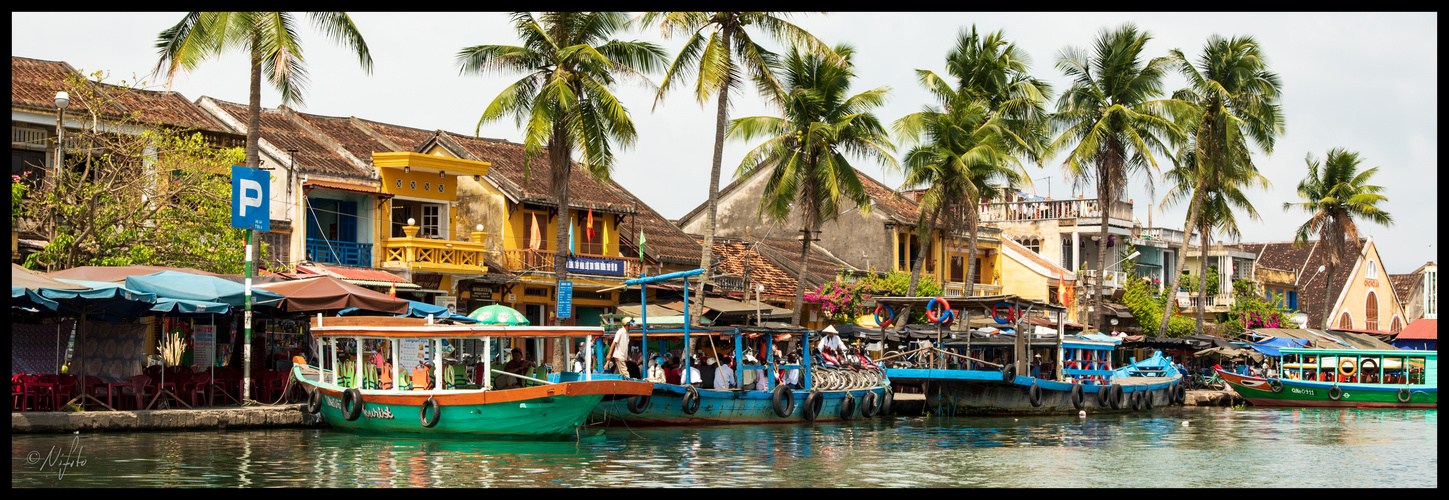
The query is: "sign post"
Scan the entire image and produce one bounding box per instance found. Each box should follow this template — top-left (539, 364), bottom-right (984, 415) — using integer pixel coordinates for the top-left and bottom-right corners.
top-left (232, 166), bottom-right (269, 405)
top-left (557, 280), bottom-right (573, 319)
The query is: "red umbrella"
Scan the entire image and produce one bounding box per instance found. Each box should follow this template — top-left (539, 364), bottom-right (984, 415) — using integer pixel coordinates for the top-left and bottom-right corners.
top-left (254, 276), bottom-right (409, 314)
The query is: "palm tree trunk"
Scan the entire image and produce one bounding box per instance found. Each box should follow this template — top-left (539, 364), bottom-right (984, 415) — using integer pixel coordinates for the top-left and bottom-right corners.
top-left (1320, 261), bottom-right (1335, 330)
top-left (1159, 187), bottom-right (1204, 334)
top-left (1093, 192), bottom-right (1111, 334)
top-left (964, 208), bottom-right (981, 297)
top-left (1196, 228), bottom-right (1211, 335)
top-left (549, 123), bottom-right (572, 373)
top-left (791, 220), bottom-right (815, 327)
top-left (691, 35), bottom-right (733, 327)
top-left (907, 206), bottom-right (941, 297)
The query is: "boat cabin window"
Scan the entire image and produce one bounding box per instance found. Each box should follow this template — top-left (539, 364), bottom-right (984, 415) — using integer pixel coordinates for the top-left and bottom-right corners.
top-left (1383, 356), bottom-right (1406, 384)
top-left (1406, 357), bottom-right (1426, 385)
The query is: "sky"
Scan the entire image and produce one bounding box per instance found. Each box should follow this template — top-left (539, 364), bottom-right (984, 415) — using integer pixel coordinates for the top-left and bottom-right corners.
top-left (11, 12), bottom-right (1438, 274)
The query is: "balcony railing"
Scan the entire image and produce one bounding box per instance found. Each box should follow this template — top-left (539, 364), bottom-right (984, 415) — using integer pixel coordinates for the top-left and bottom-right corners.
top-left (1175, 291), bottom-right (1236, 309)
top-left (1136, 227), bottom-right (1185, 245)
top-left (1081, 269), bottom-right (1129, 289)
top-left (500, 248), bottom-right (641, 277)
top-left (380, 237), bottom-right (489, 274)
top-left (942, 283), bottom-right (1003, 297)
top-left (979, 198), bottom-right (1133, 223)
top-left (306, 238), bottom-right (372, 267)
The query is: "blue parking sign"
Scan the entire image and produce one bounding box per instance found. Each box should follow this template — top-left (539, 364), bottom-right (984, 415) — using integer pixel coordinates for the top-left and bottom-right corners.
top-left (231, 166), bottom-right (270, 231)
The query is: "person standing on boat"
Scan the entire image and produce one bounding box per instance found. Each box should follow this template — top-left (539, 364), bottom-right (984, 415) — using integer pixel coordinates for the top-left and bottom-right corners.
top-left (608, 322), bottom-right (632, 375)
top-left (1030, 354), bottom-right (1043, 378)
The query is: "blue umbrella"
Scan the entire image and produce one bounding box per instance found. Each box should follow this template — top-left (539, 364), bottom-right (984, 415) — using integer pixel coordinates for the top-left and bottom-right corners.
top-left (12, 287), bottom-right (59, 311)
top-left (124, 271), bottom-right (284, 307)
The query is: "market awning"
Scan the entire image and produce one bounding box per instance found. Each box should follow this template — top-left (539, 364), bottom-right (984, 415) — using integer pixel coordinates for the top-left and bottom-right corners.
top-left (124, 271), bottom-right (285, 308)
top-left (615, 303), bottom-right (684, 319)
top-left (255, 276), bottom-right (410, 314)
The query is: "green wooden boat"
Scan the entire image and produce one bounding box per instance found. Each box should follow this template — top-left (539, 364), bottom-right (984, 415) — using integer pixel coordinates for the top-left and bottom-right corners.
top-left (294, 316), bottom-right (653, 439)
top-left (1218, 348), bottom-right (1436, 409)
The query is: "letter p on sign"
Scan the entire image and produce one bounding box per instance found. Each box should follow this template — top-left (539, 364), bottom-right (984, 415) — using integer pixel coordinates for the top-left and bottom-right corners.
top-left (231, 166), bottom-right (271, 232)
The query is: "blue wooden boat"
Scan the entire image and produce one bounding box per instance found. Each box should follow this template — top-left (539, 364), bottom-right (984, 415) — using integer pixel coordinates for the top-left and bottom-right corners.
top-left (585, 270), bottom-right (890, 425)
top-left (874, 295), bottom-right (1185, 415)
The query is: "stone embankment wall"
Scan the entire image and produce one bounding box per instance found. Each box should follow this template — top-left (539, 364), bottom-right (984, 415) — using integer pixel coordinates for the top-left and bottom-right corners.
top-left (1184, 390), bottom-right (1246, 407)
top-left (12, 405), bottom-right (328, 434)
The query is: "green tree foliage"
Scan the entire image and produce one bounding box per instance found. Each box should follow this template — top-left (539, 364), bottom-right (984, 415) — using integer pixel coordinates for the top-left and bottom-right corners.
top-left (1222, 279), bottom-right (1293, 336)
top-left (1179, 266), bottom-right (1221, 295)
top-left (19, 72), bottom-right (250, 273)
top-left (1122, 273), bottom-right (1195, 336)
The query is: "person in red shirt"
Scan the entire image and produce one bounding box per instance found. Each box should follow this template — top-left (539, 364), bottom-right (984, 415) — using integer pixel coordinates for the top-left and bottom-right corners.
top-left (664, 354), bottom-right (682, 385)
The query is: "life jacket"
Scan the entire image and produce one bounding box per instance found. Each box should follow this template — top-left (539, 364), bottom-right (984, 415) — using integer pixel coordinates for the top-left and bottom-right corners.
top-left (412, 366), bottom-right (431, 390)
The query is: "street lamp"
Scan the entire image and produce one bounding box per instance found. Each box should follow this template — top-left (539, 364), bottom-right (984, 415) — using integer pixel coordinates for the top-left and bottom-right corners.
top-left (51, 91), bottom-right (70, 190)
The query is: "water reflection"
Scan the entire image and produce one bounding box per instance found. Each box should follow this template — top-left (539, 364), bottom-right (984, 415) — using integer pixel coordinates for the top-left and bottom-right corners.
top-left (11, 408), bottom-right (1437, 488)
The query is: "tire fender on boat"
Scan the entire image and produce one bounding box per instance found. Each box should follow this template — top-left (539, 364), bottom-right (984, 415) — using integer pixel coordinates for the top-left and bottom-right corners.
top-left (420, 396), bottom-right (441, 428)
top-left (1096, 384), bottom-right (1111, 407)
top-left (342, 388), bottom-right (364, 421)
top-left (802, 391), bottom-right (824, 421)
top-left (306, 388), bottom-right (322, 414)
top-left (840, 393), bottom-right (856, 420)
top-left (859, 391), bottom-right (879, 418)
top-left (1070, 384), bottom-right (1085, 410)
top-left (1108, 384), bottom-right (1124, 410)
top-left (1328, 385), bottom-right (1343, 401)
top-left (1268, 379), bottom-right (1284, 393)
top-left (1029, 382), bottom-right (1044, 408)
top-left (1174, 383), bottom-right (1187, 405)
top-left (771, 384), bottom-right (796, 417)
top-left (627, 394), bottom-right (651, 414)
top-left (1397, 388), bottom-right (1412, 403)
top-left (1002, 363), bottom-right (1016, 383)
top-left (879, 391), bottom-right (894, 417)
top-left (682, 386), bottom-right (702, 415)
top-left (1130, 389), bottom-right (1143, 411)
top-left (1142, 389), bottom-right (1154, 410)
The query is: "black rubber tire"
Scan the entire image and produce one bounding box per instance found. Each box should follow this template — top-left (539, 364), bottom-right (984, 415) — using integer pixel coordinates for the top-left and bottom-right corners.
top-left (1175, 383), bottom-right (1187, 405)
top-left (879, 391), bottom-right (893, 417)
top-left (682, 386), bottom-right (701, 415)
top-left (802, 391), bottom-right (824, 421)
top-left (1328, 385), bottom-right (1342, 401)
top-left (839, 393), bottom-right (856, 420)
top-left (420, 396), bottom-right (441, 428)
top-left (1002, 363), bottom-right (1017, 383)
top-left (1398, 388), bottom-right (1412, 403)
top-left (1143, 389), bottom-right (1154, 410)
top-left (1130, 390), bottom-right (1143, 411)
top-left (771, 384), bottom-right (795, 418)
top-left (859, 391), bottom-right (879, 418)
top-left (627, 395), bottom-right (651, 414)
top-left (1029, 383), bottom-right (1044, 408)
top-left (1108, 385), bottom-right (1123, 410)
top-left (1269, 379), bottom-right (1284, 393)
top-left (341, 388), bottom-right (363, 421)
top-left (1097, 385), bottom-right (1111, 407)
top-left (306, 388), bottom-right (322, 414)
top-left (1071, 384), bottom-right (1085, 410)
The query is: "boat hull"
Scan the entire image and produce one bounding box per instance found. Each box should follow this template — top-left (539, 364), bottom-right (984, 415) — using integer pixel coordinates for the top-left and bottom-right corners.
top-left (296, 367), bottom-right (653, 438)
top-left (1217, 370), bottom-right (1437, 409)
top-left (888, 368), bottom-right (1181, 415)
top-left (591, 384), bottom-right (889, 425)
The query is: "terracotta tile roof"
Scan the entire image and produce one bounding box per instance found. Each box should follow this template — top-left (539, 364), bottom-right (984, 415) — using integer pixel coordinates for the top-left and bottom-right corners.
top-left (353, 117), bottom-right (437, 152)
top-left (678, 165), bottom-right (926, 229)
top-left (1388, 273), bottom-right (1419, 303)
top-left (710, 237), bottom-right (853, 296)
top-left (283, 109), bottom-right (401, 164)
top-left (433, 131), bottom-right (637, 214)
top-left (709, 240), bottom-right (800, 298)
top-left (1395, 318), bottom-right (1436, 340)
top-left (605, 179), bottom-right (701, 266)
top-left (203, 98), bottom-right (374, 180)
top-left (13, 56), bottom-right (231, 133)
top-left (1225, 239), bottom-right (1365, 324)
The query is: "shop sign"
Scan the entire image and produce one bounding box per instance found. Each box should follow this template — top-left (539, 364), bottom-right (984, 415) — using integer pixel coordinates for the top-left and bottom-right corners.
top-left (557, 280), bottom-right (572, 319)
top-left (565, 256), bottom-right (625, 276)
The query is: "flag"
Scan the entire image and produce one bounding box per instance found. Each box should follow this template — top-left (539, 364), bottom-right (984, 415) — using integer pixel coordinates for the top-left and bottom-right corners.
top-left (389, 282), bottom-right (396, 298)
top-left (587, 206), bottom-right (594, 241)
top-left (529, 213), bottom-right (541, 250)
top-left (602, 215), bottom-right (608, 254)
top-left (1057, 274), bottom-right (1066, 305)
top-left (638, 227), bottom-right (646, 261)
top-left (569, 216), bottom-right (575, 254)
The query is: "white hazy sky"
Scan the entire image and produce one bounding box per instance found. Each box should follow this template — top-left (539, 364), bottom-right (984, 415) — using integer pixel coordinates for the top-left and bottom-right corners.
top-left (12, 12), bottom-right (1437, 274)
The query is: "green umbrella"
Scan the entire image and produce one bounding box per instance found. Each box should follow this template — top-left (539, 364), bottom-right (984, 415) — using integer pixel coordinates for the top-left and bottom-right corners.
top-left (468, 304), bottom-right (530, 325)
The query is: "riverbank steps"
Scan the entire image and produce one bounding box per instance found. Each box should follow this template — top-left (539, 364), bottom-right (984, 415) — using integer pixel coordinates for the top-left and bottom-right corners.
top-left (12, 404), bottom-right (328, 434)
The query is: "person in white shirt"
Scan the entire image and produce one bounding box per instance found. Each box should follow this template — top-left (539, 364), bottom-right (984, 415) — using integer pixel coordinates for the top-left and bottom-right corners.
top-left (817, 326), bottom-right (845, 354)
top-left (647, 356), bottom-right (667, 383)
top-left (714, 357), bottom-right (736, 389)
top-left (609, 321), bottom-right (631, 374)
top-left (687, 364), bottom-right (702, 387)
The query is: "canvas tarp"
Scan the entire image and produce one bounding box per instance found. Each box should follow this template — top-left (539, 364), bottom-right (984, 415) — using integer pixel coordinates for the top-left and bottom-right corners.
top-left (255, 276), bottom-right (409, 314)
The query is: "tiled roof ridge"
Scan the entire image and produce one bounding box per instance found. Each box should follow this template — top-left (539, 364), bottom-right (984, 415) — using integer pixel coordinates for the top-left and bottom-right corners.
top-left (278, 105), bottom-right (374, 173)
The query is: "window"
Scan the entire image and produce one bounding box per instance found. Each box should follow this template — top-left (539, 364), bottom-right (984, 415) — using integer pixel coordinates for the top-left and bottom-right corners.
top-left (1365, 292), bottom-right (1379, 331)
top-left (391, 204), bottom-right (413, 238)
top-left (1367, 260), bottom-right (1378, 279)
top-left (949, 255), bottom-right (964, 282)
top-left (421, 203), bottom-right (442, 238)
top-left (260, 231), bottom-right (291, 268)
top-left (11, 148), bottom-right (47, 188)
top-left (1390, 316), bottom-right (1403, 333)
top-left (1288, 291), bottom-right (1298, 311)
top-left (1338, 311), bottom-right (1354, 330)
top-left (1017, 236), bottom-right (1041, 254)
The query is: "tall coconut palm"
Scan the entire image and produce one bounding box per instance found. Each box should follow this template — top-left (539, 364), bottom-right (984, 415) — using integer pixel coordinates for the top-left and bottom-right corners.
top-left (1157, 34), bottom-right (1284, 334)
top-left (638, 12), bottom-right (834, 326)
top-left (896, 26), bottom-right (1050, 297)
top-left (1161, 147), bottom-right (1270, 334)
top-left (729, 43), bottom-right (896, 326)
top-left (457, 12), bottom-right (667, 369)
top-left (1049, 23), bottom-right (1188, 333)
top-left (1283, 148), bottom-right (1393, 329)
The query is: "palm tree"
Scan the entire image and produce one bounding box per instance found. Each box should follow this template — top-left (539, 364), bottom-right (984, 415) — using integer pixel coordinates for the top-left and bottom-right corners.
top-left (638, 12), bottom-right (834, 326)
top-left (155, 12), bottom-right (373, 268)
top-left (457, 12), bottom-right (666, 369)
top-left (895, 26), bottom-right (1050, 297)
top-left (1049, 23), bottom-right (1188, 333)
top-left (1157, 34), bottom-right (1284, 334)
top-left (1161, 147), bottom-right (1270, 334)
top-left (1284, 148), bottom-right (1393, 329)
top-left (729, 43), bottom-right (896, 326)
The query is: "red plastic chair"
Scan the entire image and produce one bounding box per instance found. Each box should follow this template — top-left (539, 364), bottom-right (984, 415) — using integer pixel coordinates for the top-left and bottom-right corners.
top-left (20, 374), bottom-right (55, 411)
top-left (52, 375), bottom-right (78, 410)
top-left (117, 375), bottom-right (154, 410)
top-left (11, 374), bottom-right (24, 411)
top-left (82, 376), bottom-right (110, 410)
top-left (182, 372), bottom-right (212, 407)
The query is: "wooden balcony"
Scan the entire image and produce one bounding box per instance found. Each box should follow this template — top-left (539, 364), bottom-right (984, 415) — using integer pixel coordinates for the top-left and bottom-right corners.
top-left (943, 283), bottom-right (1003, 297)
top-left (380, 236), bottom-right (489, 274)
top-left (979, 198), bottom-right (1133, 223)
top-left (500, 248), bottom-right (641, 277)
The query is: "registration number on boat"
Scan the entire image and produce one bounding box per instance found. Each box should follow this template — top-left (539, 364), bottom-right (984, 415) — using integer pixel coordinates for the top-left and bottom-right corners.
top-left (1290, 387), bottom-right (1316, 396)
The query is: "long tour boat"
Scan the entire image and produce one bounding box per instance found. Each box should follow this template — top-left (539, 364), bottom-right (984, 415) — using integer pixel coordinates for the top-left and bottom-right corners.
top-left (1218, 347), bottom-right (1436, 408)
top-left (876, 295), bottom-right (1185, 415)
top-left (293, 316), bottom-right (653, 439)
top-left (587, 269), bottom-right (891, 425)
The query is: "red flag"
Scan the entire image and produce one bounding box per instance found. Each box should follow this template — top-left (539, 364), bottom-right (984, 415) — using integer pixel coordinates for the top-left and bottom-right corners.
top-left (389, 282), bottom-right (396, 298)
top-left (1057, 274), bottom-right (1067, 304)
top-left (587, 206), bottom-right (595, 241)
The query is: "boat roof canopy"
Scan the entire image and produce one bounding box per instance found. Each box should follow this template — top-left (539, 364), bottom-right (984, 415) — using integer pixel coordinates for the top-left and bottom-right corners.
top-left (873, 294), bottom-right (1065, 312)
top-left (309, 316), bottom-right (609, 339)
top-left (1278, 348), bottom-right (1436, 358)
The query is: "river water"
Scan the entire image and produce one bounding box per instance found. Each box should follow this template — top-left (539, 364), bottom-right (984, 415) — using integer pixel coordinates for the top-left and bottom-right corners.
top-left (12, 407), bottom-right (1436, 488)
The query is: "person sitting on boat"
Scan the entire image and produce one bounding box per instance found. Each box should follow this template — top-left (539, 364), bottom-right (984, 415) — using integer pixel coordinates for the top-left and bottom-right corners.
top-left (626, 347), bottom-right (643, 379)
top-left (664, 354), bottom-right (683, 385)
top-left (686, 356), bottom-right (703, 387)
top-left (1030, 354), bottom-right (1043, 378)
top-left (714, 355), bottom-right (736, 389)
top-left (497, 348), bottom-right (530, 389)
top-left (817, 326), bottom-right (846, 356)
top-left (647, 356), bottom-right (668, 383)
top-left (780, 352), bottom-right (802, 389)
top-left (697, 354), bottom-right (719, 389)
